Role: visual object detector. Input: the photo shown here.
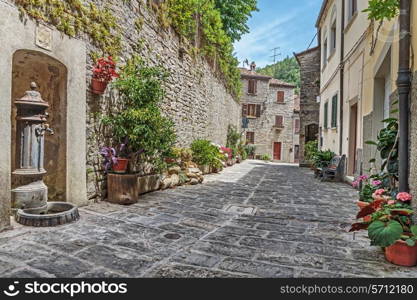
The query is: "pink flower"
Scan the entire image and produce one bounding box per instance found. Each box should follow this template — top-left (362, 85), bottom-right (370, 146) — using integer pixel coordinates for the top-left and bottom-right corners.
top-left (374, 189), bottom-right (386, 196)
top-left (388, 200), bottom-right (396, 205)
top-left (372, 180), bottom-right (382, 186)
top-left (352, 180), bottom-right (359, 188)
top-left (397, 192), bottom-right (413, 202)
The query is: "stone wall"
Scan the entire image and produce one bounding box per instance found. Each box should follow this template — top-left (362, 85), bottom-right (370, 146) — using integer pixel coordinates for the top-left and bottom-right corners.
top-left (295, 47), bottom-right (321, 165)
top-left (3, 0), bottom-right (241, 203)
top-left (84, 0), bottom-right (241, 200)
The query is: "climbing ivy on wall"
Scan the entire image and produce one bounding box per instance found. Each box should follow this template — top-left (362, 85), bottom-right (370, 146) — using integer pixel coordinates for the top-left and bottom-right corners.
top-left (14, 0), bottom-right (122, 56)
top-left (155, 0), bottom-right (245, 99)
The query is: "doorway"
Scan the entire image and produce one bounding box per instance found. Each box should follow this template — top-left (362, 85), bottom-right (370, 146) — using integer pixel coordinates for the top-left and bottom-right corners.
top-left (348, 103), bottom-right (358, 176)
top-left (273, 142), bottom-right (282, 160)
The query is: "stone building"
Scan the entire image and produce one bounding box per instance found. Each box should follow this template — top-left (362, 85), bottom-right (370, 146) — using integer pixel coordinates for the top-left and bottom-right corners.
top-left (294, 46), bottom-right (321, 166)
top-left (240, 64), bottom-right (300, 163)
top-left (0, 0), bottom-right (241, 231)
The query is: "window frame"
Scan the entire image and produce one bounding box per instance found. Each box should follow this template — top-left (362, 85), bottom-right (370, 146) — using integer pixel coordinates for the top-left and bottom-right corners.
top-left (248, 79), bottom-right (258, 95)
top-left (246, 131), bottom-right (255, 144)
top-left (331, 94), bottom-right (338, 129)
top-left (277, 91), bottom-right (285, 103)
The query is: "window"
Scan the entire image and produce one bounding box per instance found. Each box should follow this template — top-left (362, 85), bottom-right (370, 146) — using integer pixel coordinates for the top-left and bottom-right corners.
top-left (294, 119), bottom-right (300, 134)
top-left (348, 0), bottom-right (357, 20)
top-left (330, 20), bottom-right (336, 54)
top-left (277, 91), bottom-right (285, 103)
top-left (275, 115), bottom-right (284, 128)
top-left (248, 79), bottom-right (257, 94)
top-left (331, 94), bottom-right (338, 128)
top-left (322, 38), bottom-right (328, 67)
top-left (324, 102), bottom-right (329, 129)
top-left (242, 104), bottom-right (261, 118)
top-left (246, 132), bottom-right (255, 144)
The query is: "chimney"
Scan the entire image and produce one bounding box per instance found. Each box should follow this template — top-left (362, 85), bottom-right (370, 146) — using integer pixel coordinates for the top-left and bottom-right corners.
top-left (250, 62), bottom-right (256, 71)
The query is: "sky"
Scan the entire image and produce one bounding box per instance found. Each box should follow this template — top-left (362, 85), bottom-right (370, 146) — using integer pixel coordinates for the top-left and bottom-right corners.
top-left (234, 0), bottom-right (323, 68)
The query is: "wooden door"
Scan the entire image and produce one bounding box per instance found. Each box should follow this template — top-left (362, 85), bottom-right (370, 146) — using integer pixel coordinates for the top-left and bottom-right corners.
top-left (348, 103), bottom-right (358, 176)
top-left (273, 142), bottom-right (282, 160)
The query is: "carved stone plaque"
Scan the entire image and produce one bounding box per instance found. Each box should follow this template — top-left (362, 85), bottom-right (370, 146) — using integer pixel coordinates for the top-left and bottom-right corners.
top-left (35, 24), bottom-right (52, 51)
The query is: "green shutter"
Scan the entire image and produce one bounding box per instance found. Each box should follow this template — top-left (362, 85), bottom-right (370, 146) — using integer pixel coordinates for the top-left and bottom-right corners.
top-left (331, 95), bottom-right (338, 128)
top-left (324, 102), bottom-right (328, 129)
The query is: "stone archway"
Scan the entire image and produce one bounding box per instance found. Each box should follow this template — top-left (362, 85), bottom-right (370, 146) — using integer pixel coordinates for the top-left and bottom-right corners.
top-left (11, 50), bottom-right (68, 202)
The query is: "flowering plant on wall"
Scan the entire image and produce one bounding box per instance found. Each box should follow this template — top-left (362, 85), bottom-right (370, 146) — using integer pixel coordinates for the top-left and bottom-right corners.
top-left (91, 56), bottom-right (119, 94)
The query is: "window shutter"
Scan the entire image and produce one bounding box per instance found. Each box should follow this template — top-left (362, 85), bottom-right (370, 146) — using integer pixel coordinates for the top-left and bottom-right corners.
top-left (256, 104), bottom-right (261, 117)
top-left (248, 80), bottom-right (253, 94)
top-left (275, 116), bottom-right (283, 127)
top-left (331, 95), bottom-right (338, 128)
top-left (242, 104), bottom-right (248, 117)
top-left (277, 91), bottom-right (285, 103)
top-left (254, 80), bottom-right (257, 94)
top-left (295, 119), bottom-right (300, 133)
top-left (324, 102), bottom-right (328, 129)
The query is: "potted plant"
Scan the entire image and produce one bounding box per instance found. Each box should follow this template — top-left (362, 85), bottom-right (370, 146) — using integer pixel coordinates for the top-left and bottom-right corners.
top-left (99, 144), bottom-right (129, 174)
top-left (91, 56), bottom-right (119, 94)
top-left (350, 192), bottom-right (417, 267)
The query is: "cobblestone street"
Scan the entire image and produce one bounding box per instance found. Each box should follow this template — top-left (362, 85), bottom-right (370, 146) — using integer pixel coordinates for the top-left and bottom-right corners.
top-left (1, 161), bottom-right (417, 278)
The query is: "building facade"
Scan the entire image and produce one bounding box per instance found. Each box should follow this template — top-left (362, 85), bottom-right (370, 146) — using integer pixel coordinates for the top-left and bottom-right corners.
top-left (294, 46), bottom-right (321, 166)
top-left (240, 65), bottom-right (300, 163)
top-left (316, 0), bottom-right (417, 202)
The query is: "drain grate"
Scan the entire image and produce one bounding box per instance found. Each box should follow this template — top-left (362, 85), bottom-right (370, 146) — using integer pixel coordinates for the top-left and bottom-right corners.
top-left (164, 233), bottom-right (182, 240)
top-left (224, 205), bottom-right (258, 216)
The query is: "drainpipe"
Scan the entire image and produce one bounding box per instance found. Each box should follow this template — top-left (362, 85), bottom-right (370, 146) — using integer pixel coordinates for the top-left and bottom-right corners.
top-left (339, 0), bottom-right (345, 157)
top-left (397, 0), bottom-right (411, 193)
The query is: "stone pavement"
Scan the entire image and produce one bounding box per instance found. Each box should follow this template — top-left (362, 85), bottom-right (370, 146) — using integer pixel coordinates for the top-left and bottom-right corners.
top-left (1, 160), bottom-right (417, 278)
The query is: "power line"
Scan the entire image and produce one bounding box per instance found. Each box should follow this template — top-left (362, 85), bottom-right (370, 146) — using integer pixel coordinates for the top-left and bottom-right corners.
top-left (307, 32), bottom-right (318, 50)
top-left (270, 47), bottom-right (281, 64)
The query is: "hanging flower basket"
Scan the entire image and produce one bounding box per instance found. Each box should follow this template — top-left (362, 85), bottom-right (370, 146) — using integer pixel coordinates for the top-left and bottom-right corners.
top-left (91, 56), bottom-right (119, 95)
top-left (91, 78), bottom-right (108, 95)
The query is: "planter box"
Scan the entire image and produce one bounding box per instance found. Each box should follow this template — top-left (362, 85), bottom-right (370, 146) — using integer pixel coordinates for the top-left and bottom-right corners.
top-left (107, 174), bottom-right (161, 205)
top-left (137, 174), bottom-right (161, 195)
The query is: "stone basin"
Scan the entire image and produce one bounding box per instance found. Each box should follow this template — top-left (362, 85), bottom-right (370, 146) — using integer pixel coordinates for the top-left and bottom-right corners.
top-left (15, 202), bottom-right (80, 227)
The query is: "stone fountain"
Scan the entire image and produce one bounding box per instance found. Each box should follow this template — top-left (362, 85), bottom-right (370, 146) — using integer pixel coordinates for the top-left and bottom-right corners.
top-left (12, 82), bottom-right (79, 227)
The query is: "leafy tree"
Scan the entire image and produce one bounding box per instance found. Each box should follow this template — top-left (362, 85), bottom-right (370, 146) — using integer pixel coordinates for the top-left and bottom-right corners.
top-left (257, 56), bottom-right (301, 93)
top-left (213, 0), bottom-right (258, 42)
top-left (363, 0), bottom-right (400, 21)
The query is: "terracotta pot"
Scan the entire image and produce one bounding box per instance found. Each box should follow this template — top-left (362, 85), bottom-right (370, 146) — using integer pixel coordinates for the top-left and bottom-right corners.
top-left (385, 240), bottom-right (417, 267)
top-left (357, 201), bottom-right (369, 209)
top-left (112, 158), bottom-right (129, 174)
top-left (91, 78), bottom-right (108, 94)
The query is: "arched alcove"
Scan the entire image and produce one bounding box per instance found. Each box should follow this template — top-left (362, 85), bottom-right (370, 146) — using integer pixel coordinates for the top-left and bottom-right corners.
top-left (11, 50), bottom-right (68, 202)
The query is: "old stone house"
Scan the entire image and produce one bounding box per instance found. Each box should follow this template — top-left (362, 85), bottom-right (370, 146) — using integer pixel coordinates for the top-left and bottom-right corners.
top-left (240, 64), bottom-right (300, 163)
top-left (294, 46), bottom-right (321, 166)
top-left (0, 0), bottom-right (241, 232)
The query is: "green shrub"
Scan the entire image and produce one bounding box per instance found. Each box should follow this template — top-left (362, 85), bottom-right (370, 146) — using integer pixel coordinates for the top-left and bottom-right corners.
top-left (305, 140), bottom-right (319, 161)
top-left (244, 144), bottom-right (256, 157)
top-left (191, 139), bottom-right (223, 169)
top-left (312, 150), bottom-right (335, 168)
top-left (101, 56), bottom-right (176, 172)
top-left (261, 154), bottom-right (271, 161)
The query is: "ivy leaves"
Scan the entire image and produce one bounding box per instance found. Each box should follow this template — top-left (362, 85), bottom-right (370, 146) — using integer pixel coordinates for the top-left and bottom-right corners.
top-left (363, 0), bottom-right (400, 21)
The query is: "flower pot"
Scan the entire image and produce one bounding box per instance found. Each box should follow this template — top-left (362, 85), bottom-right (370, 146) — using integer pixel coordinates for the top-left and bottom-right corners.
top-left (112, 158), bottom-right (129, 174)
top-left (357, 201), bottom-right (369, 209)
top-left (385, 240), bottom-right (417, 267)
top-left (91, 78), bottom-right (108, 94)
